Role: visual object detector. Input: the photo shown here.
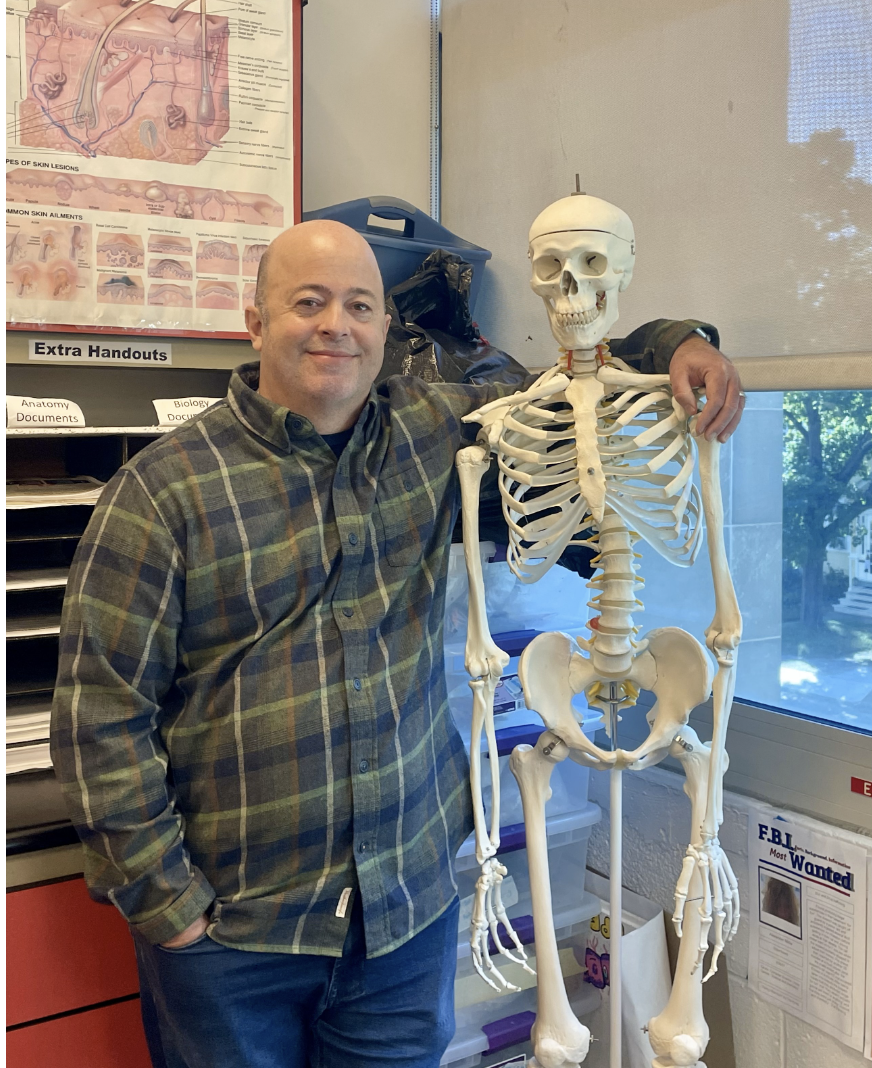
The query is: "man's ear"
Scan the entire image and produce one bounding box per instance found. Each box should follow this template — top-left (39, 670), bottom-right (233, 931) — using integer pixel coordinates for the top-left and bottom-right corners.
top-left (383, 312), bottom-right (391, 341)
top-left (245, 304), bottom-right (264, 351)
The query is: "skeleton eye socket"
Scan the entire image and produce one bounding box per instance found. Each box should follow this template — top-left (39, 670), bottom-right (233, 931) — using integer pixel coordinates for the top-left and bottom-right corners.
top-left (534, 255), bottom-right (562, 281)
top-left (581, 253), bottom-right (607, 276)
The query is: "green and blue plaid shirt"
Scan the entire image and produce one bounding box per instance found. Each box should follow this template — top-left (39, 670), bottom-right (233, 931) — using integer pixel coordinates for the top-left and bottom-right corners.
top-left (50, 319), bottom-right (714, 956)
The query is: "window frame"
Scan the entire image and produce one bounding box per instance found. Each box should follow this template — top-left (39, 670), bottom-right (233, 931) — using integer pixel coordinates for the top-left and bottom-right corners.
top-left (636, 353), bottom-right (872, 834)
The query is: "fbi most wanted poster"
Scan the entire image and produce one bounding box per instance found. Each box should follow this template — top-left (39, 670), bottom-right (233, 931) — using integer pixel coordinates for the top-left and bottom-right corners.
top-left (6, 0), bottom-right (297, 334)
top-left (749, 802), bottom-right (870, 1053)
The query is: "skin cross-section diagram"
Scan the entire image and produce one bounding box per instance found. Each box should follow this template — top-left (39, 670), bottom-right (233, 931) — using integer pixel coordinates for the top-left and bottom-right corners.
top-left (21, 0), bottom-right (231, 163)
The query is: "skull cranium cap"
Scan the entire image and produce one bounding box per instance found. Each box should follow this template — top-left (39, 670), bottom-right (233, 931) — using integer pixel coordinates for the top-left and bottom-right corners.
top-left (528, 194), bottom-right (635, 250)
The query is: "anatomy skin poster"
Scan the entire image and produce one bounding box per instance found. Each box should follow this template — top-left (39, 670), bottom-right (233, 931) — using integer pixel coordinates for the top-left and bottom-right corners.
top-left (6, 0), bottom-right (301, 336)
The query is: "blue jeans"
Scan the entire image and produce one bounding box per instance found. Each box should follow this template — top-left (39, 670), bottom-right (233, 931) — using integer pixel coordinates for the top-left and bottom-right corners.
top-left (134, 893), bottom-right (459, 1068)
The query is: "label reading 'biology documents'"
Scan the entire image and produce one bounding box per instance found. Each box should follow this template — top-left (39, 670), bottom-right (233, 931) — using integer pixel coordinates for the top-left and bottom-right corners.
top-left (152, 398), bottom-right (222, 426)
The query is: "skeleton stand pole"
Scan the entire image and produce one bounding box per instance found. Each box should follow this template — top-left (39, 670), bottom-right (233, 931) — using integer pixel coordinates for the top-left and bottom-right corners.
top-left (608, 682), bottom-right (622, 1068)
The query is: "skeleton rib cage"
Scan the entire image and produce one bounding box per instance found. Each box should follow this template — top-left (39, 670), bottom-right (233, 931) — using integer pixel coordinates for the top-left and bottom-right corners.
top-left (497, 367), bottom-right (704, 584)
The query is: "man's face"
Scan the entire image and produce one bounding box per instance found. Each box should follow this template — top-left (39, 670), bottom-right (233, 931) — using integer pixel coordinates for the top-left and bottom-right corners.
top-left (245, 223), bottom-right (390, 423)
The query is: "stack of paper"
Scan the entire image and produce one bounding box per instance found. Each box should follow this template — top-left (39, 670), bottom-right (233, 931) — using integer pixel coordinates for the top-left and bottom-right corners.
top-left (6, 568), bottom-right (69, 591)
top-left (6, 476), bottom-right (105, 509)
top-left (7, 699), bottom-right (53, 774)
top-left (7, 614), bottom-right (62, 639)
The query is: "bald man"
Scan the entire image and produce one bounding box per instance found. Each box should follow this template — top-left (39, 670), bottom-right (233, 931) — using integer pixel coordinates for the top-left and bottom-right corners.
top-left (51, 221), bottom-right (742, 1068)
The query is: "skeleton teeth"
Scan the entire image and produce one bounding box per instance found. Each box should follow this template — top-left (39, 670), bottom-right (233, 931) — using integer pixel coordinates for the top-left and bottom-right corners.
top-left (556, 306), bottom-right (601, 326)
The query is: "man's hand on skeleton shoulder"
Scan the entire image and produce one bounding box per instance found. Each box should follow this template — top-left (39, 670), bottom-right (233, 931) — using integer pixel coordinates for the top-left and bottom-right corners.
top-left (669, 334), bottom-right (745, 443)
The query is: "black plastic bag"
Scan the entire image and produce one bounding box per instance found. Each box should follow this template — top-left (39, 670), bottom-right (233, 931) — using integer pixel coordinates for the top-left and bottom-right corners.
top-left (378, 249), bottom-right (595, 579)
top-left (377, 250), bottom-right (529, 387)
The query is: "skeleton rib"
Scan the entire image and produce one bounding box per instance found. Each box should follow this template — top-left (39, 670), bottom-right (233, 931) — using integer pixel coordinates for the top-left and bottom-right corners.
top-left (503, 413), bottom-right (572, 441)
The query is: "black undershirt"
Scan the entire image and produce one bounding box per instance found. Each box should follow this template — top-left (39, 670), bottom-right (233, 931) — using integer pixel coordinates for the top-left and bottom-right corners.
top-left (321, 428), bottom-right (354, 457)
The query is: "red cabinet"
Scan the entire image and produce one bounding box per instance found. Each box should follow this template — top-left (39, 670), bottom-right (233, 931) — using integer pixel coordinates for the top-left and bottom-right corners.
top-left (7, 997), bottom-right (152, 1068)
top-left (7, 875), bottom-right (150, 1067)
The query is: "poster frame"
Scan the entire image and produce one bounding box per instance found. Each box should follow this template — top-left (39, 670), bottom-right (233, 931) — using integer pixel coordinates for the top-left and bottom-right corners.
top-left (5, 0), bottom-right (304, 341)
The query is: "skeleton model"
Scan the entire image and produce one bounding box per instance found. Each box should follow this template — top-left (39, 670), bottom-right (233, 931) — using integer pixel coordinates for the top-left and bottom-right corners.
top-left (455, 194), bottom-right (742, 1068)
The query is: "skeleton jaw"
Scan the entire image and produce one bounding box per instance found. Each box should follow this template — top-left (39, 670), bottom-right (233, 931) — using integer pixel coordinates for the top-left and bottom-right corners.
top-left (548, 291), bottom-right (612, 351)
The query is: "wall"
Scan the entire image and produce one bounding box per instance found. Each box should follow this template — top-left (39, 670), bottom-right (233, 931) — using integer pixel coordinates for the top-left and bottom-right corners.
top-left (302, 0), bottom-right (433, 214)
top-left (585, 765), bottom-right (869, 1068)
top-left (441, 0), bottom-right (872, 365)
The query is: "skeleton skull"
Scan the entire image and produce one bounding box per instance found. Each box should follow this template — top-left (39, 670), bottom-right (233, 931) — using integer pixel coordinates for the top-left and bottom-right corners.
top-left (529, 194), bottom-right (635, 352)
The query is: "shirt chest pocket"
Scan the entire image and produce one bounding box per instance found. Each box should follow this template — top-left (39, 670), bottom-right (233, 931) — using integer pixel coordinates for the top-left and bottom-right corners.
top-left (375, 465), bottom-right (441, 567)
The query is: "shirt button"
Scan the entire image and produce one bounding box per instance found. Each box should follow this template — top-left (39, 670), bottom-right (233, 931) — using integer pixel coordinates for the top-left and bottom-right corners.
top-left (348, 532), bottom-right (358, 546)
top-left (358, 841), bottom-right (368, 854)
top-left (352, 677), bottom-right (362, 691)
top-left (358, 759), bottom-right (369, 773)
top-left (291, 418), bottom-right (304, 431)
top-left (342, 607), bottom-right (353, 617)
top-left (403, 478), bottom-right (413, 492)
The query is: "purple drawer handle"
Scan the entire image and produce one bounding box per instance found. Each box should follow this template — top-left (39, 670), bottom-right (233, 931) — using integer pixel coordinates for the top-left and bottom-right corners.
top-left (492, 723), bottom-right (545, 758)
top-left (497, 821), bottom-right (526, 855)
top-left (487, 913), bottom-right (534, 956)
top-left (483, 1009), bottom-right (536, 1053)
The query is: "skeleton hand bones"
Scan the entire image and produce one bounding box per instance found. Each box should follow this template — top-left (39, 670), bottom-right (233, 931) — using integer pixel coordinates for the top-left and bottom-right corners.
top-left (469, 856), bottom-right (536, 991)
top-left (673, 835), bottom-right (741, 981)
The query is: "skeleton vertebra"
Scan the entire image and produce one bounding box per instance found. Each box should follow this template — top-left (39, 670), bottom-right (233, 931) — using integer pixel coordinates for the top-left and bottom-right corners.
top-left (455, 194), bottom-right (742, 1068)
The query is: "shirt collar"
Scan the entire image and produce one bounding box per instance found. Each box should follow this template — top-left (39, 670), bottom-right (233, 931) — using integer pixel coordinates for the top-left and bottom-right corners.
top-left (227, 361), bottom-right (381, 453)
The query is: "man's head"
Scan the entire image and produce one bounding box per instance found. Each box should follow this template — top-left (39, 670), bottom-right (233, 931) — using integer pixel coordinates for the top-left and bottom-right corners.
top-left (245, 220), bottom-right (390, 433)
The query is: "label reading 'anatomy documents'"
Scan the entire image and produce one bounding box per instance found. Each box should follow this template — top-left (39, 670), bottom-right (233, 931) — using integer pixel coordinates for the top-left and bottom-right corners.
top-left (6, 395), bottom-right (86, 428)
top-left (749, 802), bottom-right (869, 1053)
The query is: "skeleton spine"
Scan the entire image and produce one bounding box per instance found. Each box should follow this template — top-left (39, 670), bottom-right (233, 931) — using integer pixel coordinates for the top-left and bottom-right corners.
top-left (587, 509), bottom-right (642, 677)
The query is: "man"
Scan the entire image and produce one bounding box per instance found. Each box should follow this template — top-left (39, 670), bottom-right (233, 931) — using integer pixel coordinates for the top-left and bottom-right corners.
top-left (51, 220), bottom-right (743, 1068)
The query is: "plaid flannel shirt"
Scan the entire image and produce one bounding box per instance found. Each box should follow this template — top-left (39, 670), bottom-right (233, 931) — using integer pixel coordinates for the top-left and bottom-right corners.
top-left (50, 318), bottom-right (715, 956)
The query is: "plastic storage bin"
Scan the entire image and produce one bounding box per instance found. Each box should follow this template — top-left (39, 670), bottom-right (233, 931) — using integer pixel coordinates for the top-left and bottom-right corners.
top-left (442, 965), bottom-right (601, 1067)
top-left (454, 803), bottom-right (601, 974)
top-left (302, 196), bottom-right (492, 312)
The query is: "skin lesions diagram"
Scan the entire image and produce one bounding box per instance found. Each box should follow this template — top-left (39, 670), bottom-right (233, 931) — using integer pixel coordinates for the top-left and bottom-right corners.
top-left (196, 278), bottom-right (236, 309)
top-left (96, 231), bottom-right (143, 268)
top-left (148, 233), bottom-right (191, 255)
top-left (97, 272), bottom-right (144, 303)
top-left (196, 238), bottom-right (237, 274)
top-left (6, 169), bottom-right (284, 226)
top-left (242, 242), bottom-right (267, 274)
top-left (7, 220), bottom-right (91, 301)
top-left (19, 0), bottom-right (231, 164)
top-left (148, 282), bottom-right (191, 306)
top-left (148, 256), bottom-right (192, 279)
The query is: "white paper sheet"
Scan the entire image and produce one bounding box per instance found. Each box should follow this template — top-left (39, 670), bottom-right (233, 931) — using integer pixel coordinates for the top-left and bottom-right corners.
top-left (749, 802), bottom-right (870, 1053)
top-left (866, 854), bottom-right (872, 1061)
top-left (7, 709), bottom-right (52, 745)
top-left (6, 475), bottom-right (105, 508)
top-left (584, 871), bottom-right (672, 1068)
top-left (7, 614), bottom-right (62, 638)
top-left (6, 742), bottom-right (53, 774)
top-left (6, 568), bottom-right (69, 591)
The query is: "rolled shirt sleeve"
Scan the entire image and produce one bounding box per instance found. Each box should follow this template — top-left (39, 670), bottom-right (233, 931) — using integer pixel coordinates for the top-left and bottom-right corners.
top-left (50, 468), bottom-right (216, 944)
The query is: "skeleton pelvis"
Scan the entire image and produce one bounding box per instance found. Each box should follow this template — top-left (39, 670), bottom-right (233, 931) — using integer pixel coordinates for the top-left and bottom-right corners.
top-left (519, 627), bottom-right (712, 771)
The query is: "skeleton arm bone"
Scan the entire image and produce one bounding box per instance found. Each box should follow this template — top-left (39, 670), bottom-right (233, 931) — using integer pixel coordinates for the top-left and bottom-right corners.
top-left (456, 445), bottom-right (508, 857)
top-left (669, 433), bottom-right (742, 977)
top-left (695, 431), bottom-right (741, 839)
top-left (456, 442), bottom-right (532, 984)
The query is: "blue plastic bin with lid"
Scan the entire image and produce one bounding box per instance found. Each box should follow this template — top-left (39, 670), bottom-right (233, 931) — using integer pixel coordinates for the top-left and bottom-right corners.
top-left (302, 196), bottom-right (492, 314)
